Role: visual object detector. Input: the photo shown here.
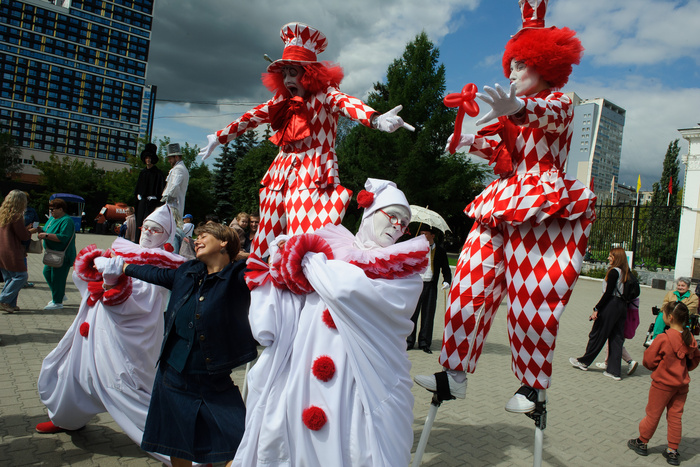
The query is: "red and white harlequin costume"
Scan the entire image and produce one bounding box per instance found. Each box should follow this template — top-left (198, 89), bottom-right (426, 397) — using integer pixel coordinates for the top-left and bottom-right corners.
top-left (208, 23), bottom-right (397, 261)
top-left (437, 0), bottom-right (596, 391)
top-left (234, 180), bottom-right (429, 466)
top-left (37, 237), bottom-right (184, 462)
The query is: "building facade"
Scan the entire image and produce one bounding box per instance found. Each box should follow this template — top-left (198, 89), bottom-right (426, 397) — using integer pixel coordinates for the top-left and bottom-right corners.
top-left (676, 125), bottom-right (700, 280)
top-left (565, 93), bottom-right (626, 204)
top-left (0, 0), bottom-right (155, 182)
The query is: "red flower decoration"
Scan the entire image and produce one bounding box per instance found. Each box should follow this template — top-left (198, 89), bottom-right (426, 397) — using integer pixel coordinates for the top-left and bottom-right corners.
top-left (312, 355), bottom-right (336, 382)
top-left (79, 322), bottom-right (89, 337)
top-left (302, 406), bottom-right (327, 431)
top-left (322, 309), bottom-right (337, 329)
top-left (163, 243), bottom-right (174, 252)
top-left (443, 83), bottom-right (480, 154)
top-left (356, 190), bottom-right (374, 208)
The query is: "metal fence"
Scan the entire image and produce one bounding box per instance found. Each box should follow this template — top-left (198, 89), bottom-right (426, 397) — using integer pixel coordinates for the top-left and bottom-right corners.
top-left (586, 203), bottom-right (681, 269)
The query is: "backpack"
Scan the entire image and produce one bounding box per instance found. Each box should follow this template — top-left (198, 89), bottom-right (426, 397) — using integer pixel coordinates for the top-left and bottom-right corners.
top-left (621, 272), bottom-right (641, 339)
top-left (621, 273), bottom-right (640, 305)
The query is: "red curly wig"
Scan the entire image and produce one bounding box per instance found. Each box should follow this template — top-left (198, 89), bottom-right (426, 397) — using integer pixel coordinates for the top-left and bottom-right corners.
top-left (502, 27), bottom-right (583, 90)
top-left (261, 61), bottom-right (344, 98)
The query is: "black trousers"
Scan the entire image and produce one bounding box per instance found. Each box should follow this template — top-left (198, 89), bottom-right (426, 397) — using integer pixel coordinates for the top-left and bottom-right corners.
top-left (408, 281), bottom-right (438, 348)
top-left (578, 297), bottom-right (627, 377)
top-left (135, 198), bottom-right (162, 243)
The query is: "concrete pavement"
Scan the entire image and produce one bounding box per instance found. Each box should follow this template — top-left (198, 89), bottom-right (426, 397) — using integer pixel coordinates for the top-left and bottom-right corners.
top-left (1, 233), bottom-right (699, 466)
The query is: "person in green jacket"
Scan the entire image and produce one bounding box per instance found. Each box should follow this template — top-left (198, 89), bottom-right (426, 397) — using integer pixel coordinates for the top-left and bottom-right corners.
top-left (652, 277), bottom-right (699, 340)
top-left (37, 198), bottom-right (76, 310)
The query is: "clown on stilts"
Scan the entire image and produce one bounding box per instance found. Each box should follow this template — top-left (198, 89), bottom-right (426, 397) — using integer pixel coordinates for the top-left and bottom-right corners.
top-left (415, 0), bottom-right (596, 413)
top-left (198, 22), bottom-right (414, 262)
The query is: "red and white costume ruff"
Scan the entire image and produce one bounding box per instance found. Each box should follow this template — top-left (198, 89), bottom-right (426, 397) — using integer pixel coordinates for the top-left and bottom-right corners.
top-left (234, 223), bottom-right (429, 467)
top-left (37, 238), bottom-right (184, 460)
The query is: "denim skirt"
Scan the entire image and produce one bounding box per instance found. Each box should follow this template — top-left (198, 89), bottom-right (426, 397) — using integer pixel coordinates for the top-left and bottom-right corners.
top-left (141, 363), bottom-right (246, 463)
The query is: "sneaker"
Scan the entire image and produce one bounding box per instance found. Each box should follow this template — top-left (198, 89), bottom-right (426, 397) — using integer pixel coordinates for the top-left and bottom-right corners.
top-left (0, 302), bottom-right (14, 314)
top-left (414, 372), bottom-right (467, 399)
top-left (627, 360), bottom-right (639, 376)
top-left (44, 301), bottom-right (63, 310)
top-left (603, 371), bottom-right (621, 381)
top-left (23, 282), bottom-right (34, 288)
top-left (36, 420), bottom-right (68, 434)
top-left (569, 357), bottom-right (588, 371)
top-left (628, 438), bottom-right (648, 456)
top-left (595, 362), bottom-right (607, 370)
top-left (663, 449), bottom-right (680, 466)
top-left (505, 385), bottom-right (541, 413)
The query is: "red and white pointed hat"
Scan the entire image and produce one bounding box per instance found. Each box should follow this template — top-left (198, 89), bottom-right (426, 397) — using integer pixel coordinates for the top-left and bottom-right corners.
top-left (267, 22), bottom-right (328, 73)
top-left (519, 0), bottom-right (548, 30)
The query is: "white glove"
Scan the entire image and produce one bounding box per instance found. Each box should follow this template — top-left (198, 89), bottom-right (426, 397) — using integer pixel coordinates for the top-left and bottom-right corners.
top-left (137, 194), bottom-right (142, 201)
top-left (445, 133), bottom-right (475, 153)
top-left (373, 105), bottom-right (415, 133)
top-left (475, 82), bottom-right (525, 126)
top-left (198, 134), bottom-right (220, 161)
top-left (94, 256), bottom-right (125, 286)
top-left (441, 281), bottom-right (450, 290)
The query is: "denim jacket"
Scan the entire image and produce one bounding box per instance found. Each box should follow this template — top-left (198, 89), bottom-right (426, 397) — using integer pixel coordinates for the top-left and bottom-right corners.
top-left (125, 259), bottom-right (257, 373)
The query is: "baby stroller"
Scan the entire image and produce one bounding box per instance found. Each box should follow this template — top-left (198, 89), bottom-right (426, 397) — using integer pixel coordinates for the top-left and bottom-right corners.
top-left (643, 305), bottom-right (700, 347)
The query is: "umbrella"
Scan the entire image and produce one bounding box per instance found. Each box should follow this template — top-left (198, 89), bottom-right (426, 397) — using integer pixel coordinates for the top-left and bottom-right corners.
top-left (410, 205), bottom-right (450, 233)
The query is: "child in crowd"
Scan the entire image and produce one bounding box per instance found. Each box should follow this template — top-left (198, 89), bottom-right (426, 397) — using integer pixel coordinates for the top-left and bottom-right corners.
top-left (628, 302), bottom-right (700, 465)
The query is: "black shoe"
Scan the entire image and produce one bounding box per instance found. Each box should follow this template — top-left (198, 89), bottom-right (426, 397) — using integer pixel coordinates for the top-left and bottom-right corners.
top-left (628, 438), bottom-right (648, 456)
top-left (420, 346), bottom-right (433, 354)
top-left (663, 449), bottom-right (680, 466)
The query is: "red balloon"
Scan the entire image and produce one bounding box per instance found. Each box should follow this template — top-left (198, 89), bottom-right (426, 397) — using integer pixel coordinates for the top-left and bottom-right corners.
top-left (443, 83), bottom-right (480, 154)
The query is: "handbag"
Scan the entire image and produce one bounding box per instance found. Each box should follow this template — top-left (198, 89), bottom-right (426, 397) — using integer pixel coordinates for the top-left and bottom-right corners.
top-left (42, 232), bottom-right (75, 268)
top-left (28, 237), bottom-right (43, 254)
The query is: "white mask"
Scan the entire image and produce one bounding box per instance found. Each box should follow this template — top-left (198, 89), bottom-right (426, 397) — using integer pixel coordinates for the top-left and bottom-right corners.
top-left (282, 65), bottom-right (306, 98)
top-left (368, 204), bottom-right (410, 248)
top-left (509, 59), bottom-right (545, 96)
top-left (139, 220), bottom-right (168, 249)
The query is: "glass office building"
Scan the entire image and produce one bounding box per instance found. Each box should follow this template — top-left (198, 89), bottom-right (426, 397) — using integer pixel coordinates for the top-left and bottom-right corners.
top-left (0, 0), bottom-right (155, 180)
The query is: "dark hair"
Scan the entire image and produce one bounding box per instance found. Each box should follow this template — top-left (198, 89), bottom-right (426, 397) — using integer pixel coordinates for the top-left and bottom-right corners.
top-left (194, 222), bottom-right (240, 260)
top-left (662, 301), bottom-right (694, 346)
top-left (48, 198), bottom-right (67, 211)
top-left (606, 247), bottom-right (630, 283)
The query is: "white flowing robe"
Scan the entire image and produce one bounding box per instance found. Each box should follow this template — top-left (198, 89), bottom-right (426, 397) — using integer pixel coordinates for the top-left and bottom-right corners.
top-left (37, 238), bottom-right (183, 464)
top-left (234, 225), bottom-right (429, 467)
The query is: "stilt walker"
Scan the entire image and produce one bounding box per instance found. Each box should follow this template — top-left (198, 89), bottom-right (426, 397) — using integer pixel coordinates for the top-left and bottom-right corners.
top-left (413, 1), bottom-right (596, 464)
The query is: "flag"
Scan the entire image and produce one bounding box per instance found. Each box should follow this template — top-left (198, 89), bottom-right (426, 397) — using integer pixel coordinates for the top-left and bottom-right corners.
top-left (668, 176), bottom-right (673, 195)
top-left (610, 176), bottom-right (615, 194)
top-left (636, 175), bottom-right (641, 193)
top-left (590, 176), bottom-right (594, 191)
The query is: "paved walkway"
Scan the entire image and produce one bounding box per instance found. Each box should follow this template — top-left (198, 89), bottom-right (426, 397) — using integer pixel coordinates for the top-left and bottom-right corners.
top-left (1, 233), bottom-right (699, 466)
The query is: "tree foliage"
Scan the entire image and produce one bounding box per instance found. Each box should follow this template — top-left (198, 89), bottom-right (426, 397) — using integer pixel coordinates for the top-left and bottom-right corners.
top-left (228, 127), bottom-right (278, 215)
top-left (211, 131), bottom-right (259, 219)
top-left (0, 132), bottom-right (23, 180)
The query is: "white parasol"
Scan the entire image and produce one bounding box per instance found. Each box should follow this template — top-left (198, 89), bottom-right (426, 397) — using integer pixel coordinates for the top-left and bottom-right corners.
top-left (410, 205), bottom-right (450, 233)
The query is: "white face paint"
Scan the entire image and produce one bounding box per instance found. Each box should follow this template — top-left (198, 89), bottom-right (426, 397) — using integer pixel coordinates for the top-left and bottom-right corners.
top-left (139, 220), bottom-right (168, 249)
top-left (372, 205), bottom-right (410, 248)
top-left (509, 59), bottom-right (546, 96)
top-left (281, 65), bottom-right (306, 98)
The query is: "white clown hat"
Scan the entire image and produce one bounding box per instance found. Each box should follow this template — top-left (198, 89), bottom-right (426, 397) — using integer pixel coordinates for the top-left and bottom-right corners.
top-left (359, 178), bottom-right (411, 221)
top-left (266, 22), bottom-right (328, 73)
top-left (144, 204), bottom-right (177, 248)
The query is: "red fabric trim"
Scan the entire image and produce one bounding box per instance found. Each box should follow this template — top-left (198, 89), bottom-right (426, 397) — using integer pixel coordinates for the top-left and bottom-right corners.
top-left (74, 245), bottom-right (110, 282)
top-left (349, 248), bottom-right (429, 280)
top-left (280, 234), bottom-right (334, 295)
top-left (282, 45), bottom-right (317, 62)
top-left (116, 250), bottom-right (185, 269)
top-left (87, 280), bottom-right (104, 306)
top-left (102, 274), bottom-right (133, 306)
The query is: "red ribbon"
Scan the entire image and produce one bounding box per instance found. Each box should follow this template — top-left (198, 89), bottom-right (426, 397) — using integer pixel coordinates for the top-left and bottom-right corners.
top-left (443, 83), bottom-right (480, 154)
top-left (477, 117), bottom-right (518, 177)
top-left (268, 96), bottom-right (311, 146)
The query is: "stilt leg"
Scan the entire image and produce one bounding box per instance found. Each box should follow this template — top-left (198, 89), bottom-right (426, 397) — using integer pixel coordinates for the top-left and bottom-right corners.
top-left (528, 389), bottom-right (547, 467)
top-left (411, 394), bottom-right (442, 467)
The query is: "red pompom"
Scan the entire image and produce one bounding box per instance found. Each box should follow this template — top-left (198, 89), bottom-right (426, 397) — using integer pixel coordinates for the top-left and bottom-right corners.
top-left (357, 190), bottom-right (374, 208)
top-left (322, 309), bottom-right (337, 330)
top-left (79, 322), bottom-right (89, 337)
top-left (312, 355), bottom-right (336, 382)
top-left (163, 243), bottom-right (174, 252)
top-left (302, 406), bottom-right (327, 431)
top-left (279, 234), bottom-right (334, 295)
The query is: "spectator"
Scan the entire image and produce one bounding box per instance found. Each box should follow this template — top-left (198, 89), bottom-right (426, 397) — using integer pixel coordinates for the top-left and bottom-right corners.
top-left (182, 214), bottom-right (195, 238)
top-left (650, 278), bottom-right (699, 341)
top-left (229, 212), bottom-right (249, 245)
top-left (161, 143), bottom-right (189, 226)
top-left (134, 143), bottom-right (165, 243)
top-left (38, 198), bottom-right (77, 310)
top-left (123, 206), bottom-right (136, 242)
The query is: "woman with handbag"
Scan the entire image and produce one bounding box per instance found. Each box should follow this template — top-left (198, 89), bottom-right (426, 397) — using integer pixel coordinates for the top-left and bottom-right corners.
top-left (38, 198), bottom-right (76, 310)
top-left (0, 190), bottom-right (38, 313)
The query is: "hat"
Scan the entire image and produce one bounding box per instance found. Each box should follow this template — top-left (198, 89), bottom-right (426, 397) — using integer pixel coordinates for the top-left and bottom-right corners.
top-left (140, 143), bottom-right (159, 164)
top-left (183, 214), bottom-right (193, 220)
top-left (266, 22), bottom-right (328, 73)
top-left (144, 204), bottom-right (176, 248)
top-left (358, 178), bottom-right (411, 221)
top-left (166, 143), bottom-right (182, 157)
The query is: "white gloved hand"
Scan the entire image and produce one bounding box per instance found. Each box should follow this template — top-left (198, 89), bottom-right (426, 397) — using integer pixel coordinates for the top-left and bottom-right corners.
top-left (445, 133), bottom-right (475, 153)
top-left (475, 82), bottom-right (525, 126)
top-left (94, 256), bottom-right (125, 286)
top-left (198, 134), bottom-right (220, 161)
top-left (441, 281), bottom-right (450, 290)
top-left (373, 105), bottom-right (415, 133)
top-left (137, 194), bottom-right (142, 201)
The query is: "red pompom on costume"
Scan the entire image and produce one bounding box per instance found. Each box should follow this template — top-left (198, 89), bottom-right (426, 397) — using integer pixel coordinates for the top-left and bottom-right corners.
top-left (311, 355), bottom-right (336, 382)
top-left (79, 322), bottom-right (89, 337)
top-left (279, 234), bottom-right (334, 295)
top-left (302, 406), bottom-right (327, 431)
top-left (322, 309), bottom-right (337, 329)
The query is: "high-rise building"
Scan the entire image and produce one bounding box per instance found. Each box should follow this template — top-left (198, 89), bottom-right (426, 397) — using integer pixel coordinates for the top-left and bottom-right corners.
top-left (565, 93), bottom-right (626, 204)
top-left (0, 0), bottom-right (155, 183)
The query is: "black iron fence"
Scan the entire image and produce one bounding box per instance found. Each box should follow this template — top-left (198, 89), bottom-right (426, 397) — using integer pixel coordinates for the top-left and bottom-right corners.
top-left (586, 204), bottom-right (681, 270)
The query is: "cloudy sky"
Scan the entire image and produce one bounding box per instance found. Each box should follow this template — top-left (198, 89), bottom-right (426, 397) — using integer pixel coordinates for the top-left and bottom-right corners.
top-left (146, 0), bottom-right (700, 190)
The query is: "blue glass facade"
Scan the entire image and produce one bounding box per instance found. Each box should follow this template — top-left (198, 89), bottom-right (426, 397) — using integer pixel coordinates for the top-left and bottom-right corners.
top-left (0, 0), bottom-right (154, 164)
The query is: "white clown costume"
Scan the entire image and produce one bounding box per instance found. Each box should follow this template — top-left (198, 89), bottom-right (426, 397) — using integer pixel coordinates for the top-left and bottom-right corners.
top-left (37, 206), bottom-right (184, 462)
top-left (235, 179), bottom-right (429, 467)
top-left (417, 0), bottom-right (596, 408)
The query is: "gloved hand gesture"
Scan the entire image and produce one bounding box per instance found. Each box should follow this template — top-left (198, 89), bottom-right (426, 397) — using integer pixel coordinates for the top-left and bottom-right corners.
top-left (475, 82), bottom-right (525, 126)
top-left (198, 134), bottom-right (220, 161)
top-left (373, 105), bottom-right (415, 133)
top-left (94, 256), bottom-right (125, 286)
top-left (445, 133), bottom-right (475, 153)
top-left (441, 281), bottom-right (450, 291)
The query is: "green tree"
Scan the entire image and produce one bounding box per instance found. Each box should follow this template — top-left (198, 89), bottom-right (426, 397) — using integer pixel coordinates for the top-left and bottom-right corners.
top-left (229, 128), bottom-right (278, 215)
top-left (212, 130), bottom-right (258, 219)
top-left (0, 132), bottom-right (23, 180)
top-left (651, 139), bottom-right (681, 207)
